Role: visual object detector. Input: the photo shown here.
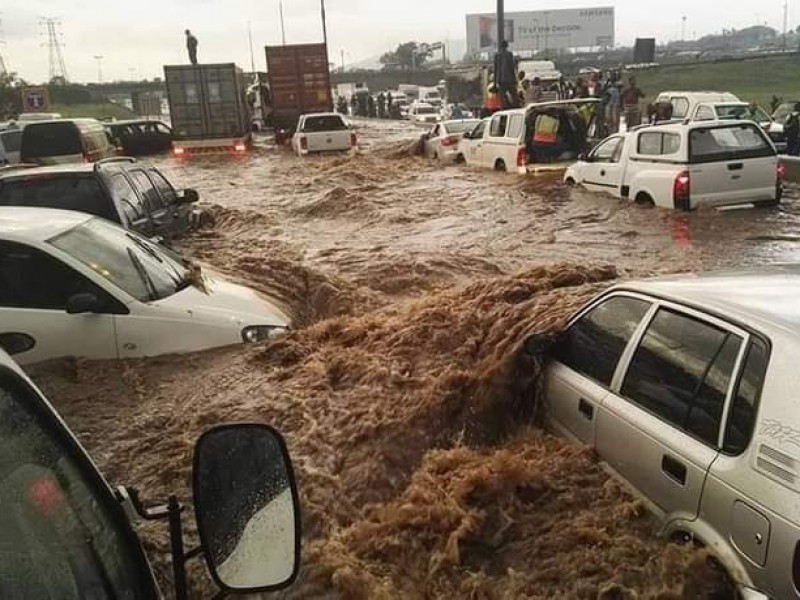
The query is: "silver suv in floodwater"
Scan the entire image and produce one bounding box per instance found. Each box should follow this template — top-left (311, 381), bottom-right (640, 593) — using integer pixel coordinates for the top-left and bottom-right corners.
top-left (542, 267), bottom-right (800, 599)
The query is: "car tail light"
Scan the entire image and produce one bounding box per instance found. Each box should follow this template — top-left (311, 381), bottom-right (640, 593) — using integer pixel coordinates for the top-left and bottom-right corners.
top-left (174, 146), bottom-right (186, 157)
top-left (777, 162), bottom-right (786, 182)
top-left (300, 136), bottom-right (308, 151)
top-left (517, 146), bottom-right (527, 168)
top-left (673, 170), bottom-right (691, 210)
top-left (441, 135), bottom-right (458, 147)
top-left (234, 143), bottom-right (247, 153)
top-left (351, 132), bottom-right (357, 147)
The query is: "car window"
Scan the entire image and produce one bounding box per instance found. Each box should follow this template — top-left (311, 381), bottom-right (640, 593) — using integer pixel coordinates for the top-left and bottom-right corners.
top-left (689, 123), bottom-right (774, 163)
top-left (107, 173), bottom-right (146, 223)
top-left (0, 130), bottom-right (22, 153)
top-left (773, 102), bottom-right (793, 121)
top-left (490, 115), bottom-right (508, 137)
top-left (552, 296), bottom-right (651, 387)
top-left (592, 137), bottom-right (622, 162)
top-left (507, 114), bottom-right (524, 139)
top-left (723, 338), bottom-right (768, 455)
top-left (471, 121), bottom-right (487, 139)
top-left (0, 241), bottom-right (107, 310)
top-left (148, 170), bottom-right (177, 204)
top-left (129, 170), bottom-right (165, 212)
top-left (0, 176), bottom-right (118, 222)
top-left (695, 106), bottom-right (716, 121)
top-left (431, 125), bottom-right (440, 138)
top-left (671, 97), bottom-right (689, 118)
top-left (21, 123), bottom-right (81, 159)
top-left (446, 121), bottom-right (480, 134)
top-left (155, 123), bottom-right (171, 135)
top-left (0, 371), bottom-right (151, 598)
top-left (302, 115), bottom-right (348, 132)
top-left (637, 132), bottom-right (681, 156)
top-left (621, 308), bottom-right (743, 446)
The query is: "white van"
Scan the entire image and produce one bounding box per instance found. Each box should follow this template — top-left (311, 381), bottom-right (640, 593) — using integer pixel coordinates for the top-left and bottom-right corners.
top-left (464, 99), bottom-right (601, 174)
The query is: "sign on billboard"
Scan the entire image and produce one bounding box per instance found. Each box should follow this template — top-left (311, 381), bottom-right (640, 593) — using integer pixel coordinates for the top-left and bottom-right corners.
top-left (20, 86), bottom-right (52, 113)
top-left (466, 7), bottom-right (615, 54)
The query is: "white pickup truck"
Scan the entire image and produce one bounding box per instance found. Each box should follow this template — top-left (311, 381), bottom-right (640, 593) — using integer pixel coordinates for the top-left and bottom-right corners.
top-left (564, 120), bottom-right (782, 210)
top-left (291, 112), bottom-right (357, 156)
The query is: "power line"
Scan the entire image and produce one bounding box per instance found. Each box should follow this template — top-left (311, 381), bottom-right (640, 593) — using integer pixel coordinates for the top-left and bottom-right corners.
top-left (39, 17), bottom-right (69, 82)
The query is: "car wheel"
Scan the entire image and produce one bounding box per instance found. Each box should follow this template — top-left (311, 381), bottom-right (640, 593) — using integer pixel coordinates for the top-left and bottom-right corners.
top-left (494, 159), bottom-right (506, 172)
top-left (455, 153), bottom-right (465, 164)
top-left (634, 192), bottom-right (655, 208)
top-left (565, 177), bottom-right (576, 187)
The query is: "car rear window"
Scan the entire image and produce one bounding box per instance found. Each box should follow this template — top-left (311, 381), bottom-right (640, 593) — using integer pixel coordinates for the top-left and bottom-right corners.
top-left (0, 130), bottom-right (22, 153)
top-left (0, 176), bottom-right (117, 222)
top-left (689, 123), bottom-right (774, 163)
top-left (416, 106), bottom-right (437, 115)
top-left (445, 121), bottom-right (480, 134)
top-left (21, 123), bottom-right (82, 158)
top-left (302, 116), bottom-right (347, 132)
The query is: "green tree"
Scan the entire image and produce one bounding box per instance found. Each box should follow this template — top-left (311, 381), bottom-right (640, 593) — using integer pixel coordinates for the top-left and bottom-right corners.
top-left (0, 72), bottom-right (26, 119)
top-left (380, 41), bottom-right (433, 71)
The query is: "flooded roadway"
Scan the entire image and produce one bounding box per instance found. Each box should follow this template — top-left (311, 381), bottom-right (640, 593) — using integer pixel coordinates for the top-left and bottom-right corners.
top-left (30, 120), bottom-right (800, 598)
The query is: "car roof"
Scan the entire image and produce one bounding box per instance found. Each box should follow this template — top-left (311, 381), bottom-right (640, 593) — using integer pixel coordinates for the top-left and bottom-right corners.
top-left (495, 98), bottom-right (601, 116)
top-left (0, 206), bottom-right (93, 242)
top-left (636, 119), bottom-right (758, 133)
top-left (658, 91), bottom-right (739, 101)
top-left (302, 112), bottom-right (343, 118)
top-left (442, 119), bottom-right (480, 126)
top-left (23, 118), bottom-right (101, 126)
top-left (0, 164), bottom-right (96, 180)
top-left (615, 266), bottom-right (800, 335)
top-left (109, 119), bottom-right (167, 126)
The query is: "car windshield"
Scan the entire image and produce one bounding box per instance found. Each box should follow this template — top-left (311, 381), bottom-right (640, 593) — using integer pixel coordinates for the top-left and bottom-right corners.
top-left (0, 176), bottom-right (117, 222)
top-left (716, 104), bottom-right (770, 122)
top-left (416, 106), bottom-right (436, 115)
top-left (0, 371), bottom-right (151, 598)
top-left (48, 218), bottom-right (191, 302)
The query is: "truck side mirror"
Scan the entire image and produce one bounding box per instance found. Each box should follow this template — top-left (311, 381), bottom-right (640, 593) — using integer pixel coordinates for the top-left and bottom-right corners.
top-left (193, 424), bottom-right (301, 593)
top-left (177, 188), bottom-right (199, 204)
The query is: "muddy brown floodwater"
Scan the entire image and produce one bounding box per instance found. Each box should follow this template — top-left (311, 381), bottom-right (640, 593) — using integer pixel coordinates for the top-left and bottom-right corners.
top-left (29, 120), bottom-right (800, 598)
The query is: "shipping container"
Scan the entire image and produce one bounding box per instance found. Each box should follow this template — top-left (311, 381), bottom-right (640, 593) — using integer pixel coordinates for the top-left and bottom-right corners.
top-left (163, 63), bottom-right (250, 153)
top-left (265, 43), bottom-right (333, 138)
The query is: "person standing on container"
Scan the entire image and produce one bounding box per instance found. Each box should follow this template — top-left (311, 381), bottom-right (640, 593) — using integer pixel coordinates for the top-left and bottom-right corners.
top-left (186, 29), bottom-right (199, 65)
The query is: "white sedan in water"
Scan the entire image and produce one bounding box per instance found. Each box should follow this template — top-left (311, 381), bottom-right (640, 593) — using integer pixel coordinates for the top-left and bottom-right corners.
top-left (422, 119), bottom-right (482, 162)
top-left (0, 207), bottom-right (290, 366)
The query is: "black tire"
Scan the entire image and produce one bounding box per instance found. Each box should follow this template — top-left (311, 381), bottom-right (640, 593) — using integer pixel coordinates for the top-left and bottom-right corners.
top-left (494, 159), bottom-right (506, 172)
top-left (565, 177), bottom-right (576, 187)
top-left (455, 153), bottom-right (465, 164)
top-left (634, 192), bottom-right (655, 208)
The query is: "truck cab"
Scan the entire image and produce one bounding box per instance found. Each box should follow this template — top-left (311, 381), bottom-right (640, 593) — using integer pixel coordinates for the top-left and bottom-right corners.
top-left (0, 345), bottom-right (301, 598)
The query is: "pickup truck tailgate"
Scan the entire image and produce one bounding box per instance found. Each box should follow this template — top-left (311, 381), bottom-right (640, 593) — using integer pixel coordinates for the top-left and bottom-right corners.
top-left (305, 130), bottom-right (351, 152)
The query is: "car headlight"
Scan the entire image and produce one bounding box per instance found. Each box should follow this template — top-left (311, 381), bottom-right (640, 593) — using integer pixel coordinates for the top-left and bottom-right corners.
top-left (241, 325), bottom-right (288, 343)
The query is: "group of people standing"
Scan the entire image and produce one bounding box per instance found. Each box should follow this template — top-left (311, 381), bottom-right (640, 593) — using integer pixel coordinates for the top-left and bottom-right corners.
top-left (336, 91), bottom-right (403, 119)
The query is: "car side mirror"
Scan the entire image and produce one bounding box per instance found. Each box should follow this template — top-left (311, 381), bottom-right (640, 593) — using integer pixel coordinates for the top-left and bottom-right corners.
top-left (578, 152), bottom-right (591, 162)
top-left (66, 293), bottom-right (100, 315)
top-left (523, 334), bottom-right (556, 357)
top-left (178, 188), bottom-right (200, 204)
top-left (193, 424), bottom-right (301, 593)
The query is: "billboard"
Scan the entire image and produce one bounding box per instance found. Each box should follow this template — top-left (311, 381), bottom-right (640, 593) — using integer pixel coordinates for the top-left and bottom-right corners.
top-left (466, 7), bottom-right (615, 54)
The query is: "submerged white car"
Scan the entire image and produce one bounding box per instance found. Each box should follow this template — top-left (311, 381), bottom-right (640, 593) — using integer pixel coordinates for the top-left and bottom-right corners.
top-left (0, 207), bottom-right (289, 366)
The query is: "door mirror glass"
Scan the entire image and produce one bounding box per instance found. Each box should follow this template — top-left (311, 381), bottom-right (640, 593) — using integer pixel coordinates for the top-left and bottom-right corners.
top-left (177, 188), bottom-right (199, 204)
top-left (193, 424), bottom-right (300, 593)
top-left (65, 292), bottom-right (99, 314)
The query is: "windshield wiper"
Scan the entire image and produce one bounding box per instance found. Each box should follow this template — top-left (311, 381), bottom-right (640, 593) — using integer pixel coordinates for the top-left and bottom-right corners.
top-left (126, 232), bottom-right (164, 263)
top-left (127, 247), bottom-right (157, 301)
top-left (125, 232), bottom-right (187, 289)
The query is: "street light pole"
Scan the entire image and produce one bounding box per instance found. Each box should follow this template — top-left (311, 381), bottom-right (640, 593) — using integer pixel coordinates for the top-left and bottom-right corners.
top-left (93, 55), bottom-right (103, 83)
top-left (321, 0), bottom-right (328, 48)
top-left (279, 0), bottom-right (286, 45)
top-left (497, 0), bottom-right (505, 49)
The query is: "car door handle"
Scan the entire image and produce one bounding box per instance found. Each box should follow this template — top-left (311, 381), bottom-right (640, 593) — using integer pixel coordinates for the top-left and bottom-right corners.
top-left (661, 454), bottom-right (687, 485)
top-left (578, 398), bottom-right (594, 420)
top-left (600, 169), bottom-right (606, 176)
top-left (727, 162), bottom-right (743, 171)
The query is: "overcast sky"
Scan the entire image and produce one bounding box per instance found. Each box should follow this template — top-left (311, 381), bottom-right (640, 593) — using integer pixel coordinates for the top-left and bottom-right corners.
top-left (2, 0), bottom-right (794, 82)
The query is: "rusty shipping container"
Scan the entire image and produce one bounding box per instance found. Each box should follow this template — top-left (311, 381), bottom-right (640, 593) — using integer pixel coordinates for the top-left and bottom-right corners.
top-left (163, 63), bottom-right (250, 148)
top-left (265, 43), bottom-right (333, 136)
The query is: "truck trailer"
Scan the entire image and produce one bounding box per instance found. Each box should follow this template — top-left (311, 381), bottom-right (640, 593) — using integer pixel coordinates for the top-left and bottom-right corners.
top-left (163, 63), bottom-right (251, 156)
top-left (265, 43), bottom-right (333, 144)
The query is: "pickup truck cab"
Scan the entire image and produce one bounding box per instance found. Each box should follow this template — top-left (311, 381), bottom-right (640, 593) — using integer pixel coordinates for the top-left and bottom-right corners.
top-left (564, 120), bottom-right (782, 210)
top-left (291, 113), bottom-right (356, 156)
top-left (655, 91), bottom-right (741, 120)
top-left (0, 345), bottom-right (301, 598)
